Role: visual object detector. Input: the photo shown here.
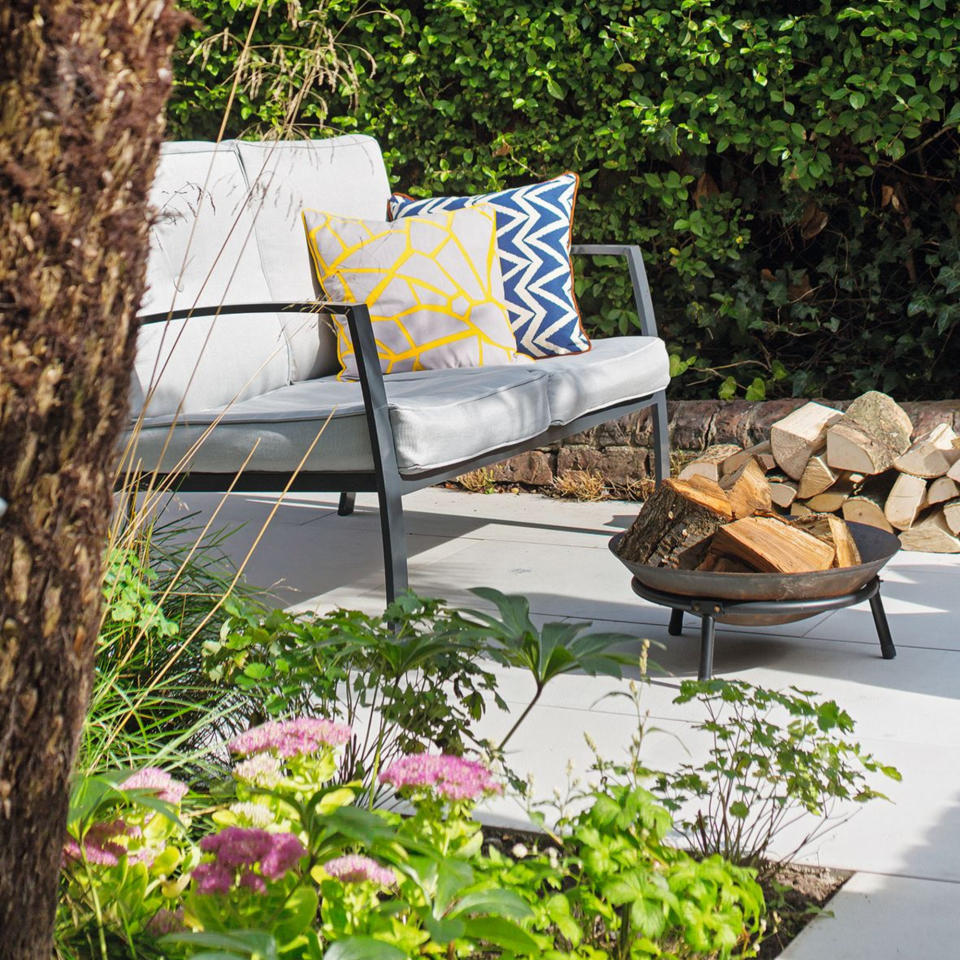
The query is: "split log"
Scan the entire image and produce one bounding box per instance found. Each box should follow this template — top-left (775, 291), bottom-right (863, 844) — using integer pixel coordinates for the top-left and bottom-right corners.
top-left (827, 515), bottom-right (862, 567)
top-left (804, 476), bottom-right (855, 513)
top-left (679, 444), bottom-right (742, 483)
top-left (770, 402), bottom-right (843, 480)
top-left (898, 511), bottom-right (960, 553)
top-left (720, 457), bottom-right (773, 518)
top-left (844, 390), bottom-right (913, 455)
top-left (826, 417), bottom-right (897, 474)
top-left (927, 476), bottom-right (960, 508)
top-left (943, 499), bottom-right (960, 537)
top-left (796, 455), bottom-right (837, 499)
top-left (769, 478), bottom-right (798, 508)
top-left (787, 514), bottom-right (861, 567)
top-left (884, 473), bottom-right (927, 531)
top-left (842, 495), bottom-right (895, 533)
top-left (894, 424), bottom-right (960, 478)
top-left (790, 501), bottom-right (815, 518)
top-left (949, 457), bottom-right (960, 483)
top-left (721, 440), bottom-right (772, 477)
top-left (617, 477), bottom-right (732, 568)
top-left (710, 516), bottom-right (837, 573)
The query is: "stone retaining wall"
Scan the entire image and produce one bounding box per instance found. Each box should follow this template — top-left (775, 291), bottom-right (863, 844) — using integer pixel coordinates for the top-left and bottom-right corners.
top-left (487, 400), bottom-right (960, 488)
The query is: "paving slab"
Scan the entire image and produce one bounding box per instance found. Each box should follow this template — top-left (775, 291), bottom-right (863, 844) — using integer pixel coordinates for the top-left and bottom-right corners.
top-left (780, 873), bottom-right (960, 958)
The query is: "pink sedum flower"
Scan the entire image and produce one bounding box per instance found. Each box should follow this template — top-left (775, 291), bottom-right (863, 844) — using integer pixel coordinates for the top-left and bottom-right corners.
top-left (62, 818), bottom-right (137, 867)
top-left (227, 717), bottom-right (351, 759)
top-left (323, 854), bottom-right (395, 886)
top-left (120, 767), bottom-right (189, 805)
top-left (193, 827), bottom-right (305, 894)
top-left (192, 862), bottom-right (233, 895)
top-left (379, 754), bottom-right (501, 801)
top-left (233, 753), bottom-right (282, 788)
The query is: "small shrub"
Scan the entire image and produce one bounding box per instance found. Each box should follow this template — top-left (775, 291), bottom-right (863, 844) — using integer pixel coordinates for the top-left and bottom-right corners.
top-left (653, 679), bottom-right (901, 878)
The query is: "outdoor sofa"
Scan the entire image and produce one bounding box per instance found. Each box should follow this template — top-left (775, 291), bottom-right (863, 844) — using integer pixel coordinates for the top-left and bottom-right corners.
top-left (132, 136), bottom-right (670, 602)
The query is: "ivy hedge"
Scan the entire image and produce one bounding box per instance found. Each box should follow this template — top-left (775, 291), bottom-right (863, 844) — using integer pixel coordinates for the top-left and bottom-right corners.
top-left (170, 0), bottom-right (960, 401)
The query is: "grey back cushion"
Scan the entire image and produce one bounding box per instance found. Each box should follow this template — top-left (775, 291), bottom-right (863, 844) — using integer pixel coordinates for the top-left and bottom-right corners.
top-left (139, 142), bottom-right (291, 417)
top-left (235, 136), bottom-right (391, 381)
top-left (138, 136), bottom-right (392, 417)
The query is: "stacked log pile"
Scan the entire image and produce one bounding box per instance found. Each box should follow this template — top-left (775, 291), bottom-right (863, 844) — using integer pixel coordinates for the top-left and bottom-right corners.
top-left (674, 391), bottom-right (960, 553)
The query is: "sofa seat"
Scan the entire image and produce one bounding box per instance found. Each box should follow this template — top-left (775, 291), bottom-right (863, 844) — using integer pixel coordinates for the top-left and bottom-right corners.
top-left (131, 364), bottom-right (552, 478)
top-left (536, 336), bottom-right (670, 426)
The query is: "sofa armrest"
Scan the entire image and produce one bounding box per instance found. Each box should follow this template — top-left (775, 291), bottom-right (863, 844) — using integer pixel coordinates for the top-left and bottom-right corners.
top-left (570, 244), bottom-right (659, 339)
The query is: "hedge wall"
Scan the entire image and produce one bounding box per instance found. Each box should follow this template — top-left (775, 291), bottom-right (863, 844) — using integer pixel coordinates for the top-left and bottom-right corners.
top-left (170, 0), bottom-right (960, 401)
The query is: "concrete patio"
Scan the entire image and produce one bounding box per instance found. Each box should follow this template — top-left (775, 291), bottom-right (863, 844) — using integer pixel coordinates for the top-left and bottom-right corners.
top-left (167, 485), bottom-right (960, 958)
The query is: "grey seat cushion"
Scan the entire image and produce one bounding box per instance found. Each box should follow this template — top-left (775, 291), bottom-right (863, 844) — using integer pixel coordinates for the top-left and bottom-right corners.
top-left (128, 366), bottom-right (552, 477)
top-left (536, 336), bottom-right (670, 425)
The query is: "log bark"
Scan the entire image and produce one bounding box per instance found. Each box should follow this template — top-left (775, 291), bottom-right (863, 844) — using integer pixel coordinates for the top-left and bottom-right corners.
top-left (844, 390), bottom-right (914, 455)
top-left (0, 3), bottom-right (183, 957)
top-left (617, 478), bottom-right (731, 568)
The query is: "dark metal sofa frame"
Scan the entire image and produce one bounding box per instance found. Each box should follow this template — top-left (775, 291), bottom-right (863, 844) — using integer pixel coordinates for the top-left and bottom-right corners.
top-left (136, 245), bottom-right (669, 604)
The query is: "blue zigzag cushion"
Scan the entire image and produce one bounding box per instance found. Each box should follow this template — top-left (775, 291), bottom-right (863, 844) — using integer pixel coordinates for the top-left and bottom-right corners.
top-left (388, 174), bottom-right (590, 358)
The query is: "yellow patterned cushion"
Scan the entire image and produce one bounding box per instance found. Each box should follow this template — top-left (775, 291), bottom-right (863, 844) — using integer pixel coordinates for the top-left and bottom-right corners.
top-left (302, 205), bottom-right (522, 378)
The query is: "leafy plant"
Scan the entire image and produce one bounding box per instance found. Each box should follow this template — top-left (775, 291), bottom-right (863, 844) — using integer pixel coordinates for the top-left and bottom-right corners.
top-left (653, 679), bottom-right (901, 878)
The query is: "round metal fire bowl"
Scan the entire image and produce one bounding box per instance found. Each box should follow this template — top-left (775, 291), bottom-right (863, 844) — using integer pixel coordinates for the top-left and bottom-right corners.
top-left (609, 522), bottom-right (900, 611)
top-left (630, 576), bottom-right (881, 628)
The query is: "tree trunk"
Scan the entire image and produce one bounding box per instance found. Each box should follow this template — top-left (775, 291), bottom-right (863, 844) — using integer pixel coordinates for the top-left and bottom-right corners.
top-left (0, 2), bottom-right (184, 956)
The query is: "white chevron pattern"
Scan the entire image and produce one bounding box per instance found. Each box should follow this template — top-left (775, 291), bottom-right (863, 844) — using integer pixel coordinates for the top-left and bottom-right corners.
top-left (389, 174), bottom-right (590, 357)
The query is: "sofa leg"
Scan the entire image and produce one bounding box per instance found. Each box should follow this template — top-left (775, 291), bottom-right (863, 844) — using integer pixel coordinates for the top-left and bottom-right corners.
top-left (338, 492), bottom-right (356, 516)
top-left (378, 484), bottom-right (409, 604)
top-left (652, 390), bottom-right (670, 486)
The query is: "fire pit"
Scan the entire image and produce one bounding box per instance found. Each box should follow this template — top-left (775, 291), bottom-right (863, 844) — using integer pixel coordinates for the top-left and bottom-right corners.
top-left (610, 522), bottom-right (900, 679)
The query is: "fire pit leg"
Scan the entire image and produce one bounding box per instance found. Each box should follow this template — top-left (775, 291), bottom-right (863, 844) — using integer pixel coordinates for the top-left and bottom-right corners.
top-left (668, 608), bottom-right (684, 636)
top-left (698, 615), bottom-right (717, 681)
top-left (869, 588), bottom-right (897, 660)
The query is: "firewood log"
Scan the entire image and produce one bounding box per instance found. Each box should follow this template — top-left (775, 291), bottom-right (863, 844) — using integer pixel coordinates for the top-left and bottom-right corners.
top-left (842, 495), bottom-right (895, 533)
top-left (844, 390), bottom-right (913, 455)
top-left (787, 514), bottom-right (862, 567)
top-left (884, 473), bottom-right (927, 531)
top-left (796, 455), bottom-right (837, 499)
top-left (721, 440), bottom-right (772, 477)
top-left (943, 499), bottom-right (960, 537)
top-left (616, 478), bottom-right (732, 568)
top-left (679, 444), bottom-right (742, 484)
top-left (770, 402), bottom-right (843, 480)
top-left (769, 478), bottom-right (798, 508)
top-left (803, 476), bottom-right (856, 514)
top-left (927, 476), bottom-right (960, 508)
top-left (894, 424), bottom-right (960, 478)
top-left (709, 516), bottom-right (837, 573)
top-left (720, 457), bottom-right (774, 518)
top-left (826, 417), bottom-right (898, 475)
top-left (898, 510), bottom-right (960, 552)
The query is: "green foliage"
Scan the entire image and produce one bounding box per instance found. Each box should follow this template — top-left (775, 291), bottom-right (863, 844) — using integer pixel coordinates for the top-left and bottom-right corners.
top-left (653, 679), bottom-right (902, 877)
top-left (202, 593), bottom-right (506, 797)
top-left (202, 589), bottom-right (637, 799)
top-left (171, 0), bottom-right (960, 401)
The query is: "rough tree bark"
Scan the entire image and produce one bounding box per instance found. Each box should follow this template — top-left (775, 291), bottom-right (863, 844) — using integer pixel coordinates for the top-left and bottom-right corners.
top-left (0, 2), bottom-right (184, 955)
